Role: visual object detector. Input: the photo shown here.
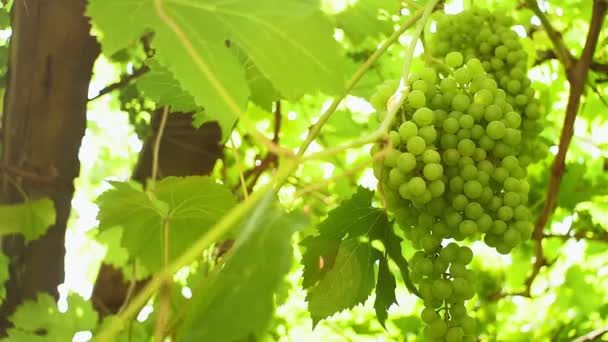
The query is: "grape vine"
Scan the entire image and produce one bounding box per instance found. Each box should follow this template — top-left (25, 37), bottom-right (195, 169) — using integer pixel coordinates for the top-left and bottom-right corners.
top-left (370, 9), bottom-right (547, 341)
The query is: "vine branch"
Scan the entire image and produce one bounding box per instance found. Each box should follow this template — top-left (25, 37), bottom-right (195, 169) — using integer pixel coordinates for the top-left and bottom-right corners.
top-left (573, 325), bottom-right (608, 342)
top-left (493, 0), bottom-right (608, 301)
top-left (88, 64), bottom-right (150, 101)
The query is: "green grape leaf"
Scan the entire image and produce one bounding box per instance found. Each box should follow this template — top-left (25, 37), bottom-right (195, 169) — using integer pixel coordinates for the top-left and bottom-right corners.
top-left (0, 198), bottom-right (56, 240)
top-left (374, 254), bottom-right (397, 329)
top-left (136, 60), bottom-right (199, 112)
top-left (335, 0), bottom-right (400, 45)
top-left (88, 0), bottom-right (345, 139)
top-left (2, 293), bottom-right (98, 342)
top-left (300, 187), bottom-right (387, 289)
top-left (301, 235), bottom-right (341, 288)
top-left (179, 194), bottom-right (306, 341)
top-left (0, 252), bottom-right (8, 305)
top-left (370, 217), bottom-right (419, 297)
top-left (306, 239), bottom-right (375, 326)
top-left (317, 186), bottom-right (387, 239)
top-left (96, 176), bottom-right (236, 272)
top-left (557, 163), bottom-right (604, 210)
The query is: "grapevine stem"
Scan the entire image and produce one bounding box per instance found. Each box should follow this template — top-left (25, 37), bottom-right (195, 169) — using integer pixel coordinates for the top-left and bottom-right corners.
top-left (300, 0), bottom-right (440, 162)
top-left (294, 141), bottom-right (391, 197)
top-left (295, 7), bottom-right (426, 159)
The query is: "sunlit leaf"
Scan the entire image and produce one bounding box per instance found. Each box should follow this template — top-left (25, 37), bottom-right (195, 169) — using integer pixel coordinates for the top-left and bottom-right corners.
top-left (179, 194), bottom-right (306, 341)
top-left (0, 198), bottom-right (55, 240)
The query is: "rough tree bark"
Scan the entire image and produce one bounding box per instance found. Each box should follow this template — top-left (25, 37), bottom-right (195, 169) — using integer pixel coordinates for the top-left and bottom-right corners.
top-left (0, 0), bottom-right (99, 331)
top-left (91, 112), bottom-right (223, 315)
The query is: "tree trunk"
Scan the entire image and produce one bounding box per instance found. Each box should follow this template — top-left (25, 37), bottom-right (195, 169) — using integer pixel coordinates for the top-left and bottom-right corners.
top-left (91, 112), bottom-right (223, 315)
top-left (0, 0), bottom-right (99, 331)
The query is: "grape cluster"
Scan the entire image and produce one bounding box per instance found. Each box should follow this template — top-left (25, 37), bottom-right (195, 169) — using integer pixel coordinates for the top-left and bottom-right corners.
top-left (431, 9), bottom-right (547, 164)
top-left (369, 9), bottom-right (545, 340)
top-left (412, 244), bottom-right (477, 341)
top-left (370, 55), bottom-right (536, 340)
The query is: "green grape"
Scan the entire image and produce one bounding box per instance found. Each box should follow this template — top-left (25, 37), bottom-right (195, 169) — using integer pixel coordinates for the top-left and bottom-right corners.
top-left (421, 67), bottom-right (438, 84)
top-left (474, 89), bottom-right (493, 105)
top-left (421, 307), bottom-right (439, 323)
top-left (399, 121), bottom-right (418, 140)
top-left (408, 177), bottom-right (427, 196)
top-left (384, 149), bottom-right (401, 167)
top-left (446, 51), bottom-right (464, 68)
top-left (445, 327), bottom-right (465, 342)
top-left (464, 202), bottom-right (483, 219)
top-left (423, 163), bottom-right (444, 181)
top-left (493, 167), bottom-right (509, 183)
top-left (388, 168), bottom-right (406, 189)
top-left (429, 319), bottom-right (448, 338)
top-left (423, 149), bottom-right (441, 163)
top-left (457, 246), bottom-right (473, 264)
top-left (414, 107), bottom-right (435, 126)
top-left (429, 180), bottom-right (446, 197)
top-left (503, 228), bottom-right (522, 247)
top-left (484, 104), bottom-right (502, 121)
top-left (452, 94), bottom-right (471, 112)
top-left (459, 220), bottom-right (477, 235)
top-left (463, 180), bottom-right (482, 199)
top-left (461, 165), bottom-right (478, 181)
top-left (503, 191), bottom-right (520, 207)
top-left (440, 243), bottom-right (459, 261)
top-left (491, 220), bottom-right (507, 234)
top-left (413, 79), bottom-right (428, 92)
top-left (407, 136), bottom-right (426, 155)
top-left (444, 149), bottom-right (461, 166)
top-left (458, 114), bottom-right (474, 129)
top-left (452, 194), bottom-right (469, 210)
top-left (415, 258), bottom-right (434, 275)
top-left (389, 131), bottom-right (401, 147)
top-left (460, 316), bottom-right (476, 334)
top-left (419, 126), bottom-right (438, 143)
top-left (454, 67), bottom-right (472, 85)
top-left (409, 90), bottom-right (426, 108)
top-left (432, 279), bottom-right (453, 299)
top-left (450, 303), bottom-right (467, 319)
top-left (397, 152), bottom-right (417, 173)
top-left (497, 206), bottom-right (513, 221)
top-left (457, 139), bottom-right (476, 157)
top-left (441, 78), bottom-right (459, 93)
top-left (486, 120), bottom-right (506, 139)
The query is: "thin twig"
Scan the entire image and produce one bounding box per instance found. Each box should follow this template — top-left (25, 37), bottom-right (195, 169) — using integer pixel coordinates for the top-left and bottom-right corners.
top-left (294, 139), bottom-right (391, 198)
top-left (296, 6), bottom-right (427, 158)
top-left (0, 163), bottom-right (56, 183)
top-left (88, 65), bottom-right (150, 101)
top-left (525, 0), bottom-right (573, 68)
top-left (573, 325), bottom-right (608, 342)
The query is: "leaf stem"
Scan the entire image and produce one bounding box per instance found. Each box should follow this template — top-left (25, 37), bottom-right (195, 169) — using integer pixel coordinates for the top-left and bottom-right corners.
top-left (295, 7), bottom-right (426, 159)
top-left (151, 106), bottom-right (170, 190)
top-left (300, 0), bottom-right (440, 162)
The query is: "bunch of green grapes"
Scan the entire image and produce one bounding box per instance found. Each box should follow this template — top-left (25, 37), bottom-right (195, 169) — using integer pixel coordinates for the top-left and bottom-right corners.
top-left (411, 243), bottom-right (477, 341)
top-left (430, 9), bottom-right (547, 165)
top-left (373, 54), bottom-right (534, 254)
top-left (371, 51), bottom-right (536, 340)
